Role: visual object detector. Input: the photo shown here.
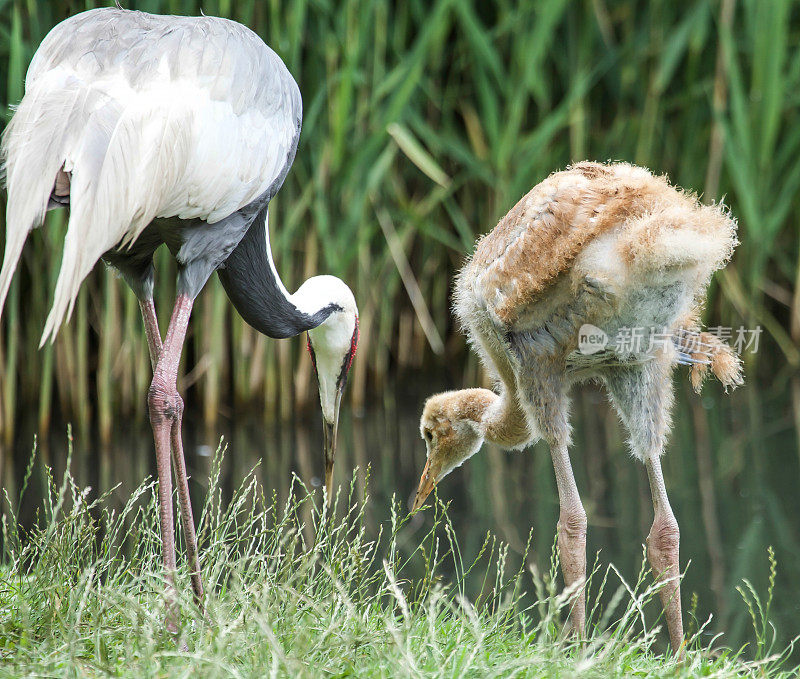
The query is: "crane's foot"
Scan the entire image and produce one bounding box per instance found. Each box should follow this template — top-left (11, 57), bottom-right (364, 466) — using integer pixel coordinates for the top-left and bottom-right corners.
top-left (164, 576), bottom-right (180, 637)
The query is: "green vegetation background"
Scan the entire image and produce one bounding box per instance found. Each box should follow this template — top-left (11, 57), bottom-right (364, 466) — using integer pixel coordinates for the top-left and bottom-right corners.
top-left (1, 0), bottom-right (798, 434)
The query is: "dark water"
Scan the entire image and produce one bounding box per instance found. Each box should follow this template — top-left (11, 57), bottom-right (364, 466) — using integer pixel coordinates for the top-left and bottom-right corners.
top-left (5, 376), bottom-right (800, 657)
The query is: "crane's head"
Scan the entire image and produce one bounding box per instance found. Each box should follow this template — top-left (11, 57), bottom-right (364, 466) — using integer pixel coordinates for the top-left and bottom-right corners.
top-left (303, 276), bottom-right (359, 502)
top-left (412, 390), bottom-right (491, 511)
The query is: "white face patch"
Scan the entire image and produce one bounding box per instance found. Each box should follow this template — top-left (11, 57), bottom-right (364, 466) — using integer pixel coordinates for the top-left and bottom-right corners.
top-left (308, 309), bottom-right (356, 421)
top-left (295, 276), bottom-right (358, 423)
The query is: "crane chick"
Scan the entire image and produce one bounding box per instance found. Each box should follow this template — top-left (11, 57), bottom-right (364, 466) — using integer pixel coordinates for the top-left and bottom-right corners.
top-left (413, 162), bottom-right (742, 656)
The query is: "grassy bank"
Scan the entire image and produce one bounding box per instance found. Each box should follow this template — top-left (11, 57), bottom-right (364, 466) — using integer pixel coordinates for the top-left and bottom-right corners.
top-left (0, 443), bottom-right (796, 678)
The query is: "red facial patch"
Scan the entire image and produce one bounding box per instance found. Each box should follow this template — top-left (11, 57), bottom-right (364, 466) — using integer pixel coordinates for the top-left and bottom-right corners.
top-left (337, 316), bottom-right (359, 387)
top-left (346, 316), bottom-right (359, 371)
top-left (306, 333), bottom-right (318, 374)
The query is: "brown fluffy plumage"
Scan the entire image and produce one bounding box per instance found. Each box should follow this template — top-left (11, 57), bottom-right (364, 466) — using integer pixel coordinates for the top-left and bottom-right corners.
top-left (689, 332), bottom-right (744, 392)
top-left (415, 161), bottom-right (744, 655)
top-left (460, 162), bottom-right (737, 330)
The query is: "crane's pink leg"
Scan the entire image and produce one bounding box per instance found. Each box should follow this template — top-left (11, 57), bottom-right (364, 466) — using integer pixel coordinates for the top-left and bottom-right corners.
top-left (140, 295), bottom-right (204, 610)
top-left (526, 376), bottom-right (587, 636)
top-left (645, 454), bottom-right (684, 657)
top-left (139, 297), bottom-right (163, 369)
top-left (147, 293), bottom-right (201, 628)
top-left (551, 440), bottom-right (587, 635)
top-left (605, 363), bottom-right (683, 655)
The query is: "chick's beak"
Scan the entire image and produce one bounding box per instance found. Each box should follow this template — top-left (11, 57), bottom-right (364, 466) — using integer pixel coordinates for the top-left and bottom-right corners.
top-left (322, 385), bottom-right (343, 504)
top-left (413, 459), bottom-right (436, 511)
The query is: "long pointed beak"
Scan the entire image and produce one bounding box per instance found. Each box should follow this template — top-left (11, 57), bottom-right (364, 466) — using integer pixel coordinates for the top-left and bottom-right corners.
top-left (412, 459), bottom-right (436, 511)
top-left (322, 386), bottom-right (343, 505)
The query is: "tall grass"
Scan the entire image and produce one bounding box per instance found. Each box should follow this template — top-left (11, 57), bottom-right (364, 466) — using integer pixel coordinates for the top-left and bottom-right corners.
top-left (0, 0), bottom-right (798, 443)
top-left (0, 442), bottom-right (797, 676)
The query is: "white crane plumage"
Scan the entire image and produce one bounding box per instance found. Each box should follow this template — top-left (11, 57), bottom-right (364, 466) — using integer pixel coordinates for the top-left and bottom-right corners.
top-left (0, 8), bottom-right (359, 621)
top-left (1, 9), bottom-right (300, 336)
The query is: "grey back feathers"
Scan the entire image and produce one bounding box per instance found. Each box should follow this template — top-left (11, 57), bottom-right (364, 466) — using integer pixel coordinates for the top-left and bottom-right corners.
top-left (0, 8), bottom-right (302, 343)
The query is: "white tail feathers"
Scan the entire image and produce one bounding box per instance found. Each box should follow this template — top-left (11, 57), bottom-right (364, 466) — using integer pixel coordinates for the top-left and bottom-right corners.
top-left (41, 98), bottom-right (153, 344)
top-left (0, 76), bottom-right (90, 322)
top-left (1, 9), bottom-right (304, 346)
top-left (1, 71), bottom-right (186, 345)
top-left (0, 73), bottom-right (117, 344)
top-left (0, 209), bottom-right (33, 318)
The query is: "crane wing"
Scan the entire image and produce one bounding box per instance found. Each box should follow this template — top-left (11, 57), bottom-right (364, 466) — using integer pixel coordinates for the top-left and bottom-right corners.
top-left (459, 163), bottom-right (735, 330)
top-left (0, 8), bottom-right (302, 342)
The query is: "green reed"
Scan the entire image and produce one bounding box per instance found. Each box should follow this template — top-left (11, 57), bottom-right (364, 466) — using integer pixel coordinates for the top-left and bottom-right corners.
top-left (1, 0), bottom-right (799, 442)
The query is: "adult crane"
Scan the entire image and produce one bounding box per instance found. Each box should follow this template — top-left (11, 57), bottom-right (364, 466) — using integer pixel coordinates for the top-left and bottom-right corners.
top-left (0, 8), bottom-right (359, 616)
top-left (412, 162), bottom-right (742, 656)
